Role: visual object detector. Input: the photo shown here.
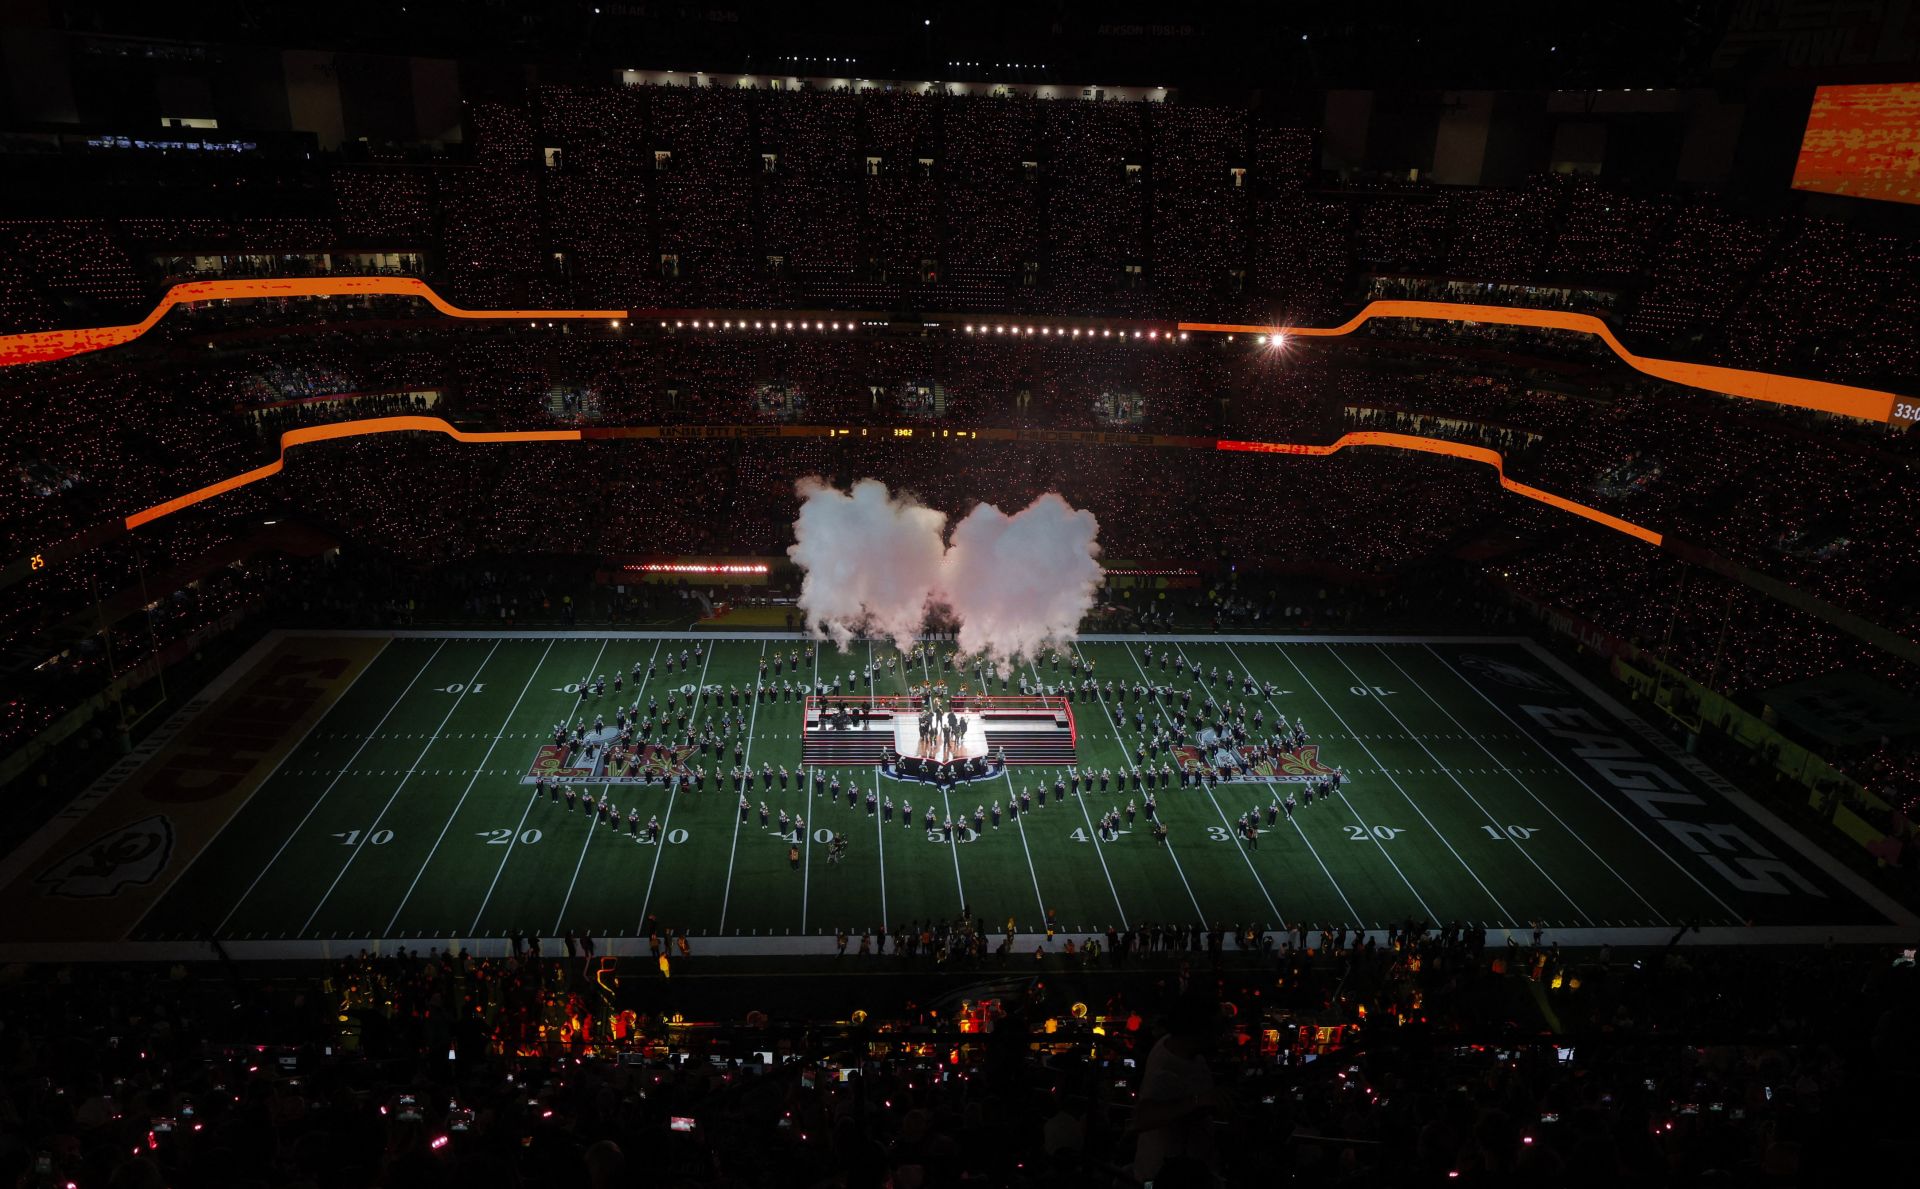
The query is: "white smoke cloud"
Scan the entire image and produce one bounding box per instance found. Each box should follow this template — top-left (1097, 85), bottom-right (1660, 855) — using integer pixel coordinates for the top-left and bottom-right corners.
top-left (941, 494), bottom-right (1103, 663)
top-left (787, 477), bottom-right (1104, 661)
top-left (787, 476), bottom-right (947, 652)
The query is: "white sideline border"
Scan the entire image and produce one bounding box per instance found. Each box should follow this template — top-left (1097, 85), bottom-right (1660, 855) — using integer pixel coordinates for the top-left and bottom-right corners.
top-left (0, 922), bottom-right (1910, 965)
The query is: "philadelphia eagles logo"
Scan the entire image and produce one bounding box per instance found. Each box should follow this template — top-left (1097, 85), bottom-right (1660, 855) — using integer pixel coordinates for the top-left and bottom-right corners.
top-left (1456, 654), bottom-right (1565, 694)
top-left (36, 815), bottom-right (175, 899)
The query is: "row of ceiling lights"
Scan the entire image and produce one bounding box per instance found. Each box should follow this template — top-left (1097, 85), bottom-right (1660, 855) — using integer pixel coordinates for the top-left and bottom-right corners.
top-left (964, 325), bottom-right (1189, 341)
top-left (663, 319), bottom-right (858, 330)
top-left (645, 319), bottom-right (1297, 345)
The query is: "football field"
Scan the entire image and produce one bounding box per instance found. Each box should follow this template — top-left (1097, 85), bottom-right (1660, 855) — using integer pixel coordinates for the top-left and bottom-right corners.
top-left (4, 631), bottom-right (1912, 959)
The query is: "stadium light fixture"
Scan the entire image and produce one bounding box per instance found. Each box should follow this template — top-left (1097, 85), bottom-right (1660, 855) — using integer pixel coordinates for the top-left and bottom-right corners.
top-left (1256, 334), bottom-right (1268, 345)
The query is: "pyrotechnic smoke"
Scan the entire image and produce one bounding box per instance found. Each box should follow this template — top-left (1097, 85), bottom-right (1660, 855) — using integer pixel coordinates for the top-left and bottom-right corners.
top-left (787, 477), bottom-right (947, 651)
top-left (787, 478), bottom-right (1104, 660)
top-left (941, 494), bottom-right (1103, 663)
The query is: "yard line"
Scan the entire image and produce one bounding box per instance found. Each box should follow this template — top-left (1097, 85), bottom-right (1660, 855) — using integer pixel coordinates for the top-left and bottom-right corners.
top-left (1162, 642), bottom-right (1361, 927)
top-left (862, 638), bottom-right (885, 933)
top-left (1422, 644), bottom-right (1743, 921)
top-left (918, 640), bottom-right (969, 912)
top-left (383, 639), bottom-right (557, 934)
top-left (217, 646), bottom-right (447, 936)
top-left (1224, 642), bottom-right (1440, 921)
top-left (716, 640), bottom-right (769, 934)
top-left (1380, 646), bottom-right (1667, 924)
top-left (296, 641), bottom-right (502, 936)
top-left (466, 638), bottom-right (618, 933)
top-left (1119, 642), bottom-right (1286, 930)
top-left (1070, 646), bottom-right (1203, 922)
top-left (1318, 645), bottom-right (1595, 925)
top-left (631, 646), bottom-right (714, 932)
top-left (1265, 643), bottom-right (1513, 919)
top-left (936, 783), bottom-right (969, 910)
top-left (1001, 765), bottom-right (1050, 929)
top-left (145, 636), bottom-right (392, 940)
top-left (1016, 653), bottom-right (1128, 927)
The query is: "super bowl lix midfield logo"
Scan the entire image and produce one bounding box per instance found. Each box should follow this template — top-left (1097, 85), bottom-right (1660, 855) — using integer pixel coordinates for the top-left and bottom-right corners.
top-left (36, 815), bottom-right (175, 899)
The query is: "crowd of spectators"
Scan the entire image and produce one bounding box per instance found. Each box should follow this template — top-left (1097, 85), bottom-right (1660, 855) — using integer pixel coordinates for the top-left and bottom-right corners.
top-left (7, 89), bottom-right (1920, 384)
top-left (0, 917), bottom-right (1910, 1188)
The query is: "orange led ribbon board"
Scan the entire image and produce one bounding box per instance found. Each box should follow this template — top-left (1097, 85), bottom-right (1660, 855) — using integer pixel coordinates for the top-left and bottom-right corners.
top-left (0, 279), bottom-right (1856, 548)
top-left (123, 417), bottom-right (581, 529)
top-left (1215, 432), bottom-right (1662, 545)
top-left (0, 279), bottom-right (1901, 424)
top-left (122, 416), bottom-right (1657, 549)
top-left (0, 276), bottom-right (624, 368)
top-left (1182, 300), bottom-right (1898, 423)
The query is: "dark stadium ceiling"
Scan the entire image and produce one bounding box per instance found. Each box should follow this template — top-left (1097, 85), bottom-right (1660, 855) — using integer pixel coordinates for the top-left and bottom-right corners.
top-left (33, 0), bottom-right (1729, 92)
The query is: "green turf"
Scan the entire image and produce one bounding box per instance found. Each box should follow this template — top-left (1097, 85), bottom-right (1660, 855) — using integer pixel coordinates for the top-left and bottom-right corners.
top-left (130, 632), bottom-right (1890, 945)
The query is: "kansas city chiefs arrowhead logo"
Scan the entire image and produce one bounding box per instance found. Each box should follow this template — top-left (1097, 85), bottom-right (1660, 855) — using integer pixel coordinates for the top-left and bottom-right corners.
top-left (36, 815), bottom-right (175, 899)
top-left (1457, 653), bottom-right (1565, 694)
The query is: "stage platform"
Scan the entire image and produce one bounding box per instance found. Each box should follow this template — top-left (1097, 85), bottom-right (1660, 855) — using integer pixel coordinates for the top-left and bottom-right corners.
top-left (800, 695), bottom-right (1077, 767)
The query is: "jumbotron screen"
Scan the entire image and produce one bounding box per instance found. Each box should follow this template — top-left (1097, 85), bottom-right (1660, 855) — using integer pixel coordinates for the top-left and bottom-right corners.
top-left (1791, 82), bottom-right (1920, 205)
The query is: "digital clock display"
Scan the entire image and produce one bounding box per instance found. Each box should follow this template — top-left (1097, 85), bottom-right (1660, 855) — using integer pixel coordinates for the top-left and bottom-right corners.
top-left (1892, 399), bottom-right (1920, 430)
top-left (893, 427), bottom-right (914, 437)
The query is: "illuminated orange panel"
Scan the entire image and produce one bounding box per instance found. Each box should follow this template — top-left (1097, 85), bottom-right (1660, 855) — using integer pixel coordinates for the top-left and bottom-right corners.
top-left (1183, 301), bottom-right (1897, 423)
top-left (1792, 84), bottom-right (1920, 207)
top-left (0, 277), bottom-right (624, 368)
top-left (1216, 431), bottom-right (1663, 546)
top-left (123, 416), bottom-right (581, 530)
